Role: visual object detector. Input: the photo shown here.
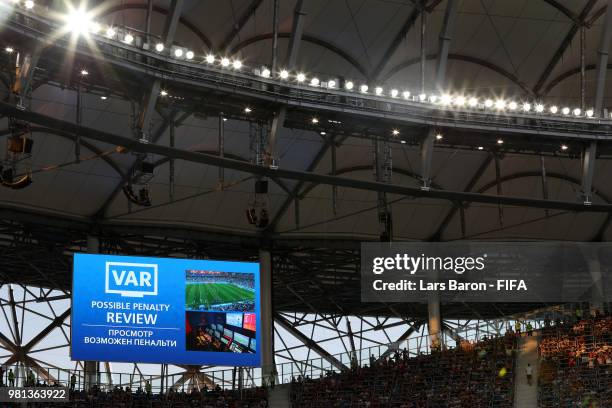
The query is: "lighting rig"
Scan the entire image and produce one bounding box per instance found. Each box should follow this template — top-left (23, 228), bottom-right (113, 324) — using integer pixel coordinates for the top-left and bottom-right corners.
top-left (4, 1), bottom-right (602, 121)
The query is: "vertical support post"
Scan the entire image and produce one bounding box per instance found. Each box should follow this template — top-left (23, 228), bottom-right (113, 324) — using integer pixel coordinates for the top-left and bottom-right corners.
top-left (594, 0), bottom-right (612, 116)
top-left (434, 0), bottom-right (459, 90)
top-left (427, 273), bottom-right (442, 351)
top-left (266, 0), bottom-right (306, 167)
top-left (540, 155), bottom-right (549, 217)
top-left (84, 236), bottom-right (100, 391)
top-left (580, 25), bottom-right (586, 110)
top-left (271, 0), bottom-right (280, 72)
top-left (145, 0), bottom-right (153, 39)
top-left (259, 250), bottom-right (275, 386)
top-left (75, 84), bottom-right (81, 162)
top-left (331, 142), bottom-right (337, 215)
top-left (169, 120), bottom-right (175, 201)
top-left (581, 141), bottom-right (597, 204)
top-left (420, 0), bottom-right (458, 189)
top-left (420, 130), bottom-right (435, 190)
top-left (420, 0), bottom-right (427, 94)
top-left (494, 153), bottom-right (504, 227)
top-left (218, 115), bottom-right (225, 188)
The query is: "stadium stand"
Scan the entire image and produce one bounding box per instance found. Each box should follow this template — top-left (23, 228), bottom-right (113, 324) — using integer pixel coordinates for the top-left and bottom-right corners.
top-left (290, 334), bottom-right (517, 407)
top-left (2, 384), bottom-right (268, 408)
top-left (538, 311), bottom-right (612, 407)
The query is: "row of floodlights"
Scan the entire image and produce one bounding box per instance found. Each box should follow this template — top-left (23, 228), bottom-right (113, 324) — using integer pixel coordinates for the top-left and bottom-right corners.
top-left (8, 1), bottom-right (599, 119)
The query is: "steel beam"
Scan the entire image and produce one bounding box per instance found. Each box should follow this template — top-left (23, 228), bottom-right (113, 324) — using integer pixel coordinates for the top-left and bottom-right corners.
top-left (271, 0), bottom-right (280, 72)
top-left (429, 153), bottom-right (493, 244)
top-left (420, 0), bottom-right (458, 189)
top-left (230, 33), bottom-right (369, 79)
top-left (581, 141), bottom-right (597, 204)
top-left (371, 5), bottom-right (422, 81)
top-left (266, 0), bottom-right (307, 167)
top-left (533, 0), bottom-right (598, 96)
top-left (96, 110), bottom-right (191, 217)
top-left (98, 3), bottom-right (212, 49)
top-left (218, 0), bottom-right (264, 52)
top-left (136, 0), bottom-right (183, 140)
top-left (4, 102), bottom-right (612, 213)
top-left (274, 313), bottom-right (346, 371)
top-left (382, 53), bottom-right (533, 96)
top-left (269, 135), bottom-right (344, 230)
top-left (594, 0), bottom-right (612, 116)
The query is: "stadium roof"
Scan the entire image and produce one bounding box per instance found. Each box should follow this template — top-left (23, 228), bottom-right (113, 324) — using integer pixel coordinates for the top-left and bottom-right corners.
top-left (1, 0), bottom-right (612, 317)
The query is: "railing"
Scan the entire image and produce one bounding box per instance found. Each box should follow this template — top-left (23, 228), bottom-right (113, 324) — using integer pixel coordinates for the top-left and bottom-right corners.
top-left (3, 5), bottom-right (612, 141)
top-left (0, 306), bottom-right (581, 394)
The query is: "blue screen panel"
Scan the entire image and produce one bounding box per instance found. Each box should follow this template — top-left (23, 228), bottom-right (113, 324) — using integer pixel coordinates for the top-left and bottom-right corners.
top-left (71, 253), bottom-right (261, 366)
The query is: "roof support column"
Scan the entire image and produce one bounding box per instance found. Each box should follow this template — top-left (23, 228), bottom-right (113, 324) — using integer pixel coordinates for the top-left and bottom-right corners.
top-left (84, 235), bottom-right (99, 390)
top-left (259, 250), bottom-right (276, 386)
top-left (428, 274), bottom-right (442, 351)
top-left (218, 115), bottom-right (225, 189)
top-left (594, 0), bottom-right (612, 117)
top-left (136, 0), bottom-right (183, 141)
top-left (581, 141), bottom-right (597, 205)
top-left (266, 0), bottom-right (306, 168)
top-left (271, 0), bottom-right (280, 72)
top-left (420, 0), bottom-right (458, 189)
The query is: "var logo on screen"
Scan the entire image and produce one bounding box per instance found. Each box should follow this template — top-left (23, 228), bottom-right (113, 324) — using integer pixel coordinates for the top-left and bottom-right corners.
top-left (105, 262), bottom-right (158, 297)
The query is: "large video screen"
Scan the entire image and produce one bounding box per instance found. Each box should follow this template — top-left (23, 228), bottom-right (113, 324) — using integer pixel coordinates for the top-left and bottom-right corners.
top-left (71, 254), bottom-right (261, 366)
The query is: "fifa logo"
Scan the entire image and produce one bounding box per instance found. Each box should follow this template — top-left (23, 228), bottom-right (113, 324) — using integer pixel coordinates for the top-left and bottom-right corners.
top-left (105, 262), bottom-right (158, 297)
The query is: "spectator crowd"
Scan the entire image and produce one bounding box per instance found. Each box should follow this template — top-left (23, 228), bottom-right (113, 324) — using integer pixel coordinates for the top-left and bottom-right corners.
top-left (291, 334), bottom-right (516, 407)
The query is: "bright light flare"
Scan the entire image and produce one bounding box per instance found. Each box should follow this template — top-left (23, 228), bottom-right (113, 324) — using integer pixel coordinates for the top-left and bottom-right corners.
top-left (65, 6), bottom-right (93, 36)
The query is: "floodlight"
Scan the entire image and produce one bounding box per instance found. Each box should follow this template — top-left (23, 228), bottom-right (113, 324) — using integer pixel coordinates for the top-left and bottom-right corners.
top-left (494, 99), bottom-right (506, 110)
top-left (65, 7), bottom-right (92, 35)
